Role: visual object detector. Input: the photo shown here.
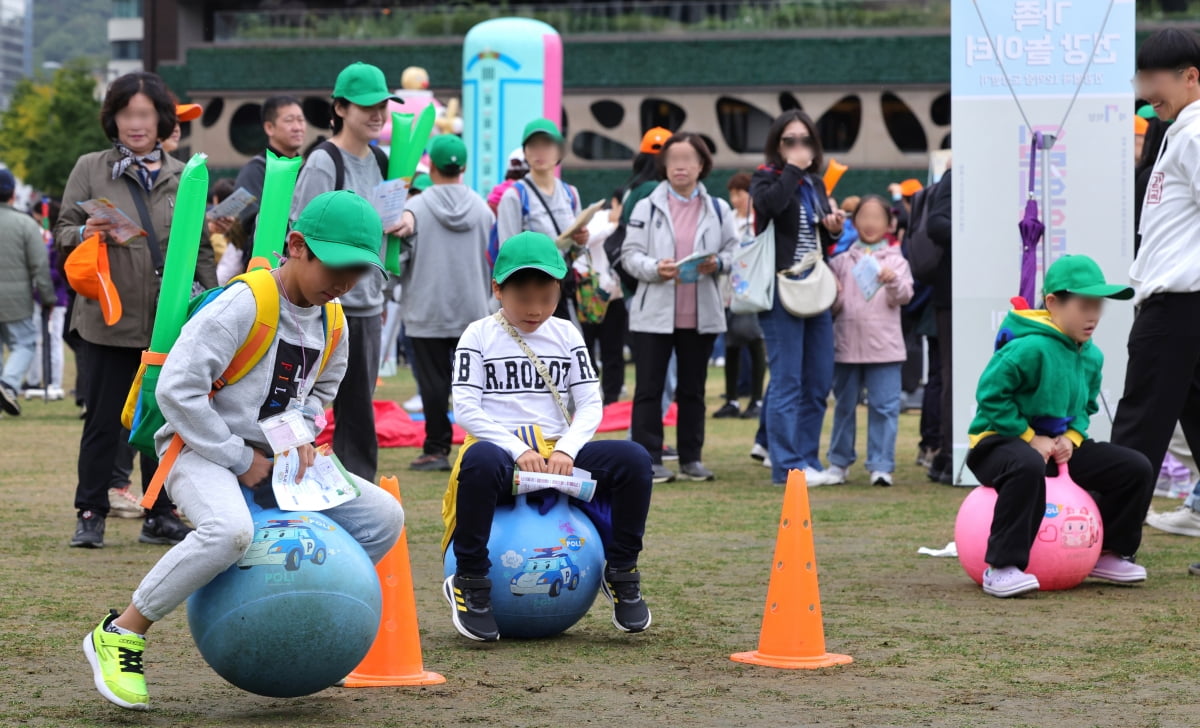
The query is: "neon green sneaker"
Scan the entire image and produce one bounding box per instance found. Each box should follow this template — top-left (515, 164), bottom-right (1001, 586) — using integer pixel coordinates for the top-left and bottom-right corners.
top-left (82, 611), bottom-right (148, 710)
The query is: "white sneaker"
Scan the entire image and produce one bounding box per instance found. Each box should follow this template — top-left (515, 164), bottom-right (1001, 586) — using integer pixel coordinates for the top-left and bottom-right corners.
top-left (803, 467), bottom-right (840, 487)
top-left (824, 465), bottom-right (848, 485)
top-left (46, 386), bottom-right (64, 401)
top-left (982, 566), bottom-right (1040, 598)
top-left (402, 394), bottom-right (424, 413)
top-left (762, 454), bottom-right (772, 469)
top-left (1145, 505), bottom-right (1200, 537)
top-left (871, 471), bottom-right (893, 487)
top-left (749, 443), bottom-right (769, 462)
top-left (1088, 553), bottom-right (1147, 584)
top-left (108, 487), bottom-right (144, 520)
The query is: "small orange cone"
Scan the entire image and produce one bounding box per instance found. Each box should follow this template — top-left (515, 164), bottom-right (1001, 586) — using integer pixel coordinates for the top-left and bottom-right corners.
top-left (343, 476), bottom-right (446, 687)
top-left (731, 469), bottom-right (853, 670)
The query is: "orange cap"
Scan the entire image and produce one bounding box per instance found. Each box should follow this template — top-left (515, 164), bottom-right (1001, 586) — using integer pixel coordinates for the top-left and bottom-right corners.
top-left (175, 103), bottom-right (203, 123)
top-left (64, 234), bottom-right (123, 326)
top-left (1134, 115), bottom-right (1149, 135)
top-left (899, 178), bottom-right (924, 197)
top-left (640, 127), bottom-right (672, 155)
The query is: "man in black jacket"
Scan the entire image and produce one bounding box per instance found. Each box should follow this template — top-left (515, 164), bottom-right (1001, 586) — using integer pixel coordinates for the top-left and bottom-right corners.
top-left (925, 166), bottom-right (954, 483)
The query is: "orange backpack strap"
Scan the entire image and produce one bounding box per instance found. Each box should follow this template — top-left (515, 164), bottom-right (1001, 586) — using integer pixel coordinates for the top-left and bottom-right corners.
top-left (216, 268), bottom-right (280, 390)
top-left (139, 434), bottom-right (185, 510)
top-left (318, 300), bottom-right (345, 376)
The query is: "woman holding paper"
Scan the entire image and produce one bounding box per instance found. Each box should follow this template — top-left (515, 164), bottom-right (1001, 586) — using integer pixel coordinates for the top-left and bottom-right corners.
top-left (56, 71), bottom-right (217, 549)
top-left (825, 195), bottom-right (913, 488)
top-left (622, 133), bottom-right (738, 484)
top-left (750, 110), bottom-right (844, 487)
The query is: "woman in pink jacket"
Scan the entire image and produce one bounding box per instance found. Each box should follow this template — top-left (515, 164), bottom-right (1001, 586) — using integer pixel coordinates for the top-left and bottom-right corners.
top-left (825, 195), bottom-right (914, 487)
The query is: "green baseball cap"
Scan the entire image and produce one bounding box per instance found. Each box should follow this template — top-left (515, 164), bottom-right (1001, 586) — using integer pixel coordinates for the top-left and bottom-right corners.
top-left (522, 118), bottom-right (564, 146)
top-left (493, 231), bottom-right (567, 283)
top-left (1137, 104), bottom-right (1158, 120)
top-left (411, 172), bottom-right (432, 192)
top-left (429, 134), bottom-right (467, 172)
top-left (332, 62), bottom-right (402, 107)
top-left (293, 190), bottom-right (385, 273)
top-left (1043, 255), bottom-right (1133, 300)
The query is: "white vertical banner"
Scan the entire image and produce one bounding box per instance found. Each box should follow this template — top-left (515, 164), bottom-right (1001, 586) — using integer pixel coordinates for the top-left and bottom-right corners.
top-left (950, 0), bottom-right (1136, 485)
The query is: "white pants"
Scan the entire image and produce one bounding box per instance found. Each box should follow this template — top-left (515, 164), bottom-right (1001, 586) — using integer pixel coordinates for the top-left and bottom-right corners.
top-left (24, 307), bottom-right (65, 389)
top-left (131, 449), bottom-right (404, 622)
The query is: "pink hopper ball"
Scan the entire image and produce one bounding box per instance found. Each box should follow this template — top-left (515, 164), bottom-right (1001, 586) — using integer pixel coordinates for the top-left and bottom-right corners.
top-left (955, 465), bottom-right (1103, 591)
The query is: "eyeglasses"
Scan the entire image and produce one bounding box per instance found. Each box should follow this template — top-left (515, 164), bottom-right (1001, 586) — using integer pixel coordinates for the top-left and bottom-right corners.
top-left (781, 135), bottom-right (815, 150)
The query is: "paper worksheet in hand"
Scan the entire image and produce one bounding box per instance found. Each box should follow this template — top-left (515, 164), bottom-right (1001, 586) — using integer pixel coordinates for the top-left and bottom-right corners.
top-left (852, 254), bottom-right (882, 300)
top-left (372, 178), bottom-right (410, 230)
top-left (271, 448), bottom-right (361, 511)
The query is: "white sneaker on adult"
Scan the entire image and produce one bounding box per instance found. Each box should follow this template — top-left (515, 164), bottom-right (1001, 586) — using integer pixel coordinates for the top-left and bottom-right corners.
top-left (803, 467), bottom-right (840, 487)
top-left (1088, 553), bottom-right (1147, 584)
top-left (982, 566), bottom-right (1040, 598)
top-left (824, 465), bottom-right (848, 485)
top-left (871, 471), bottom-right (894, 487)
top-left (749, 443), bottom-right (769, 462)
top-left (402, 394), bottom-right (424, 413)
top-left (1145, 505), bottom-right (1200, 538)
top-left (762, 454), bottom-right (772, 469)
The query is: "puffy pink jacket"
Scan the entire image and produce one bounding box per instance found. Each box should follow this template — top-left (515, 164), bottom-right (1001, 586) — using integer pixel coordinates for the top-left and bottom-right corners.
top-left (829, 243), bottom-right (914, 364)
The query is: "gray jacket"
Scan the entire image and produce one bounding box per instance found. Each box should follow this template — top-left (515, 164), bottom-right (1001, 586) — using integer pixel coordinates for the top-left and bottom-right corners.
top-left (399, 184), bottom-right (495, 338)
top-left (56, 148), bottom-right (218, 349)
top-left (0, 205), bottom-right (54, 323)
top-left (622, 181), bottom-right (737, 335)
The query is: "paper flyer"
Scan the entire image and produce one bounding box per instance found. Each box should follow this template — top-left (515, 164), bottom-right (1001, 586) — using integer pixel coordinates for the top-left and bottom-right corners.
top-left (371, 178), bottom-right (410, 231)
top-left (271, 447), bottom-right (361, 512)
top-left (852, 254), bottom-right (883, 301)
top-left (208, 186), bottom-right (258, 220)
top-left (675, 250), bottom-right (718, 284)
top-left (513, 467), bottom-right (597, 502)
top-left (76, 198), bottom-right (146, 245)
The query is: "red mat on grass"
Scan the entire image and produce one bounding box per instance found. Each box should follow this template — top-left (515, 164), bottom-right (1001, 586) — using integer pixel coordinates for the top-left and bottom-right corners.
top-left (317, 400), bottom-right (677, 449)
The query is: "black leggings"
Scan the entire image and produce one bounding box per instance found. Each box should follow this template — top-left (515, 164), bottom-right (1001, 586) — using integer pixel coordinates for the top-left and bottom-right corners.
top-left (724, 339), bottom-right (766, 403)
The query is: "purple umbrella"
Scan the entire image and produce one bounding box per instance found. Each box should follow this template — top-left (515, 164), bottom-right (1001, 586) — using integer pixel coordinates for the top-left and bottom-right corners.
top-left (1018, 132), bottom-right (1046, 305)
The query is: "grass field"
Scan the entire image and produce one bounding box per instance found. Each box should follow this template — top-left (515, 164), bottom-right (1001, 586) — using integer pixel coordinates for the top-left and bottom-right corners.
top-left (2, 365), bottom-right (1198, 728)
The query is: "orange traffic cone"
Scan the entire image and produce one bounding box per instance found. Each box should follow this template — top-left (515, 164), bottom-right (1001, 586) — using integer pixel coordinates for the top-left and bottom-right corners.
top-left (731, 469), bottom-right (853, 670)
top-left (343, 476), bottom-right (446, 687)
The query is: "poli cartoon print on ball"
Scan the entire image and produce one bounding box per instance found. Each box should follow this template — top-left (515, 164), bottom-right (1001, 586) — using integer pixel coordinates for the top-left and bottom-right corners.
top-left (955, 464), bottom-right (1103, 591)
top-left (187, 489), bottom-right (382, 698)
top-left (444, 492), bottom-right (604, 639)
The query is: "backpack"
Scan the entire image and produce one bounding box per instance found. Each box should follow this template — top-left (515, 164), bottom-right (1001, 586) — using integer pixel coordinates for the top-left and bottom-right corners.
top-left (313, 139), bottom-right (389, 191)
top-left (486, 179), bottom-right (578, 267)
top-left (607, 197), bottom-right (724, 297)
top-left (905, 183), bottom-right (942, 285)
top-left (121, 268), bottom-right (345, 507)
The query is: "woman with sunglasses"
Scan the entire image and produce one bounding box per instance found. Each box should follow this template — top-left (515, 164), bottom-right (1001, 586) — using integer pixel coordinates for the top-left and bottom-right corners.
top-left (751, 110), bottom-right (845, 487)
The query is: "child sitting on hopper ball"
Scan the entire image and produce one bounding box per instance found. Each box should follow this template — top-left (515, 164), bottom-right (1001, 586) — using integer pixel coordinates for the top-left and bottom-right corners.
top-left (82, 191), bottom-right (404, 710)
top-left (966, 255), bottom-right (1154, 598)
top-left (441, 231), bottom-right (654, 642)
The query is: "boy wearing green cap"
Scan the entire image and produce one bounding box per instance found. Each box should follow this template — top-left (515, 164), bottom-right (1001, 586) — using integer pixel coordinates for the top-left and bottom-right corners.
top-left (966, 255), bottom-right (1154, 598)
top-left (496, 118), bottom-right (589, 319)
top-left (441, 231), bottom-right (654, 642)
top-left (291, 61), bottom-right (405, 483)
top-left (82, 191), bottom-right (405, 710)
top-left (394, 134), bottom-right (496, 473)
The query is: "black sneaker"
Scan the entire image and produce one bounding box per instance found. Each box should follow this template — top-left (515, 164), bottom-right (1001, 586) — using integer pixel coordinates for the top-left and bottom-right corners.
top-left (410, 453), bottom-right (451, 472)
top-left (70, 510), bottom-right (106, 548)
top-left (443, 574), bottom-right (499, 642)
top-left (0, 382), bottom-right (21, 416)
top-left (740, 401), bottom-right (762, 419)
top-left (602, 567), bottom-right (651, 633)
top-left (139, 513), bottom-right (193, 545)
top-left (679, 461), bottom-right (715, 482)
top-left (713, 401), bottom-right (740, 419)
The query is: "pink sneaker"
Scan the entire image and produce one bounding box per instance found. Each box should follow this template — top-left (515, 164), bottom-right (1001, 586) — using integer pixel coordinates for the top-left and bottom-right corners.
top-left (1088, 553), bottom-right (1147, 584)
top-left (982, 566), bottom-right (1040, 598)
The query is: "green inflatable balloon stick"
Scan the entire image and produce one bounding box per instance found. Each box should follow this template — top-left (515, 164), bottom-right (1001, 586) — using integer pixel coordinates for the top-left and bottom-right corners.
top-left (150, 152), bottom-right (209, 354)
top-left (250, 149), bottom-right (303, 271)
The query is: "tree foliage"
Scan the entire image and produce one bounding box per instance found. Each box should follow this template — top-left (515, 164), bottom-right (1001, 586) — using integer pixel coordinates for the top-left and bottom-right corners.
top-left (0, 62), bottom-right (109, 197)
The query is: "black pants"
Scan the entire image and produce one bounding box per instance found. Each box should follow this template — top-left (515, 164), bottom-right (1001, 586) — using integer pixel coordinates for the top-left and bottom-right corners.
top-left (452, 439), bottom-right (653, 575)
top-left (632, 329), bottom-right (715, 465)
top-left (966, 437), bottom-right (1153, 570)
top-left (581, 298), bottom-right (627, 406)
top-left (74, 343), bottom-right (172, 517)
top-left (1112, 292), bottom-right (1200, 479)
top-left (936, 306), bottom-right (953, 458)
top-left (725, 339), bottom-right (766, 403)
top-left (333, 315), bottom-right (381, 483)
top-left (410, 336), bottom-right (458, 456)
top-left (901, 310), bottom-right (924, 394)
top-left (919, 334), bottom-right (942, 450)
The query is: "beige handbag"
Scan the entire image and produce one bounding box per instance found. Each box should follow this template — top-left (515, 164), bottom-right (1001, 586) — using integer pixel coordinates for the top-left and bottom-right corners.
top-left (776, 250), bottom-right (837, 318)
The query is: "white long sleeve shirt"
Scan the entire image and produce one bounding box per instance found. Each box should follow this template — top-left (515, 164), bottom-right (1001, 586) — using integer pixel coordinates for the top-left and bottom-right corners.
top-left (1132, 99), bottom-right (1200, 305)
top-left (452, 313), bottom-right (602, 461)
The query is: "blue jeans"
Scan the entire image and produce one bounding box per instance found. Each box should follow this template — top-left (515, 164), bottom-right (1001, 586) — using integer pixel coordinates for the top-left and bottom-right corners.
top-left (0, 315), bottom-right (38, 391)
top-left (828, 362), bottom-right (902, 474)
top-left (1185, 480), bottom-right (1200, 512)
top-left (758, 298), bottom-right (834, 483)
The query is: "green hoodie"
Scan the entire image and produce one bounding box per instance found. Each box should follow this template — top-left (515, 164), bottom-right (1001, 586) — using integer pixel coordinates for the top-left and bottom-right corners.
top-left (968, 309), bottom-right (1101, 448)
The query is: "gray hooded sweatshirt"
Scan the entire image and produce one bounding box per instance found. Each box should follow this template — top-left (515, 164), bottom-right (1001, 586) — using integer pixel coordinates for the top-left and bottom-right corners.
top-left (399, 184), bottom-right (495, 339)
